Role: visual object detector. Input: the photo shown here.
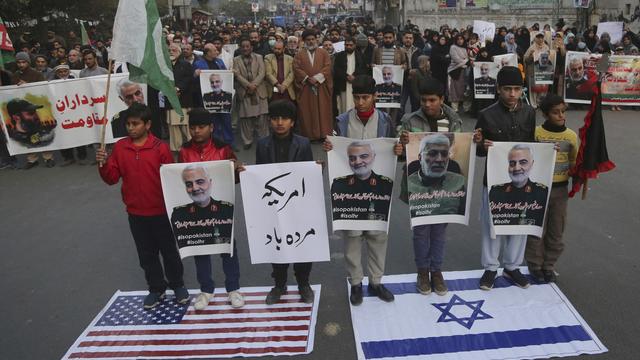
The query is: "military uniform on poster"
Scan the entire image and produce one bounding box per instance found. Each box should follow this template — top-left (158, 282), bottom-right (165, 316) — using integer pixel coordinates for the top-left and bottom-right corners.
top-left (170, 197), bottom-right (234, 249)
top-left (330, 171), bottom-right (393, 221)
top-left (489, 180), bottom-right (548, 227)
top-left (407, 171), bottom-right (466, 217)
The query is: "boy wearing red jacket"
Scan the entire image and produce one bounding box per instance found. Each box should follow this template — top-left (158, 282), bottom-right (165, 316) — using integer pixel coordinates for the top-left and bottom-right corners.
top-left (96, 103), bottom-right (188, 309)
top-left (178, 108), bottom-right (245, 310)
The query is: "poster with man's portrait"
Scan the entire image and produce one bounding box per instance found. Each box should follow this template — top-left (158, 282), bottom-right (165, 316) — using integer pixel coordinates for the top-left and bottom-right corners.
top-left (373, 65), bottom-right (404, 108)
top-left (406, 132), bottom-right (476, 227)
top-left (473, 62), bottom-right (499, 99)
top-left (160, 160), bottom-right (235, 259)
top-left (493, 53), bottom-right (518, 70)
top-left (327, 136), bottom-right (398, 233)
top-left (534, 50), bottom-right (557, 85)
top-left (564, 51), bottom-right (601, 104)
top-left (199, 70), bottom-right (234, 113)
top-left (487, 142), bottom-right (555, 238)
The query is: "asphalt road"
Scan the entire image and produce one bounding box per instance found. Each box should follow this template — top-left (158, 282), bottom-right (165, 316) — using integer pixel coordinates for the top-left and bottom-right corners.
top-left (1, 108), bottom-right (638, 360)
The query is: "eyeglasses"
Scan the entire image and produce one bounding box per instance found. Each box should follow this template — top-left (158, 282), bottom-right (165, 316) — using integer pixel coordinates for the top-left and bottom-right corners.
top-left (424, 149), bottom-right (449, 158)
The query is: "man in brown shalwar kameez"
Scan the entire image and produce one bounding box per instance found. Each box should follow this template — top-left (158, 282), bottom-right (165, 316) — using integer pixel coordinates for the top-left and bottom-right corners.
top-left (293, 29), bottom-right (333, 141)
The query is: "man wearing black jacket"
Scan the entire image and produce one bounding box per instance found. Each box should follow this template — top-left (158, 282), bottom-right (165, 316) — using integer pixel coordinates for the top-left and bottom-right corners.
top-left (334, 36), bottom-right (368, 114)
top-left (473, 66), bottom-right (536, 291)
top-left (167, 43), bottom-right (195, 153)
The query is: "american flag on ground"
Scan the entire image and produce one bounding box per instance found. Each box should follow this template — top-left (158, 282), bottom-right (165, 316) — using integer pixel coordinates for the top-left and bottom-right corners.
top-left (62, 285), bottom-right (320, 359)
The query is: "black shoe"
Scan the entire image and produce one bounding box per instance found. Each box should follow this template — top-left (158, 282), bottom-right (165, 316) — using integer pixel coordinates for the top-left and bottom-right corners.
top-left (243, 143), bottom-right (252, 150)
top-left (265, 286), bottom-right (287, 305)
top-left (368, 283), bottom-right (394, 302)
top-left (543, 270), bottom-right (557, 283)
top-left (350, 284), bottom-right (363, 306)
top-left (44, 159), bottom-right (55, 168)
top-left (22, 161), bottom-right (39, 170)
top-left (479, 270), bottom-right (497, 290)
top-left (299, 285), bottom-right (314, 304)
top-left (173, 287), bottom-right (190, 305)
top-left (503, 268), bottom-right (530, 289)
top-left (143, 292), bottom-right (165, 309)
top-left (529, 268), bottom-right (545, 283)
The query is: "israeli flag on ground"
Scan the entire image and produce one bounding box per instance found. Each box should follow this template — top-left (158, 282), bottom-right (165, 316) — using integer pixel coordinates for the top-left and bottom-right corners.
top-left (350, 270), bottom-right (607, 360)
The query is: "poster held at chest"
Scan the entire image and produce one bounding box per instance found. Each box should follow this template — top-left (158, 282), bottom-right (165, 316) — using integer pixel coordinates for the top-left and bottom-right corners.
top-left (240, 161), bottom-right (330, 264)
top-left (0, 73), bottom-right (143, 156)
top-left (199, 70), bottom-right (234, 113)
top-left (160, 160), bottom-right (235, 259)
top-left (564, 51), bottom-right (601, 104)
top-left (373, 65), bottom-right (403, 108)
top-left (487, 142), bottom-right (555, 238)
top-left (406, 132), bottom-right (476, 227)
top-left (534, 50), bottom-right (557, 85)
top-left (327, 136), bottom-right (398, 233)
top-left (473, 62), bottom-right (499, 99)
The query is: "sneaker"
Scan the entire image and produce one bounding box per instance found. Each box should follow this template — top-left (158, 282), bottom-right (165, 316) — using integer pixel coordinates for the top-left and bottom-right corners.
top-left (416, 269), bottom-right (431, 295)
top-left (265, 286), bottom-right (287, 305)
top-left (503, 268), bottom-right (530, 289)
top-left (529, 268), bottom-right (545, 283)
top-left (299, 285), bottom-right (314, 304)
top-left (173, 287), bottom-right (190, 304)
top-left (430, 271), bottom-right (448, 296)
top-left (350, 284), bottom-right (363, 306)
top-left (44, 159), bottom-right (55, 168)
top-left (368, 283), bottom-right (395, 302)
top-left (143, 292), bottom-right (165, 309)
top-left (22, 161), bottom-right (39, 170)
top-left (60, 159), bottom-right (75, 167)
top-left (479, 270), bottom-right (497, 290)
top-left (228, 290), bottom-right (245, 308)
top-left (543, 270), bottom-right (557, 283)
top-left (193, 292), bottom-right (212, 310)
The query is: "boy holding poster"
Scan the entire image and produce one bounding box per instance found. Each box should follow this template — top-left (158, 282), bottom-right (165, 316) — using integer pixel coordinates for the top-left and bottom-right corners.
top-left (398, 78), bottom-right (462, 296)
top-left (253, 99), bottom-right (316, 305)
top-left (324, 75), bottom-right (403, 306)
top-left (96, 103), bottom-right (189, 309)
top-left (177, 108), bottom-right (245, 310)
top-left (526, 95), bottom-right (577, 283)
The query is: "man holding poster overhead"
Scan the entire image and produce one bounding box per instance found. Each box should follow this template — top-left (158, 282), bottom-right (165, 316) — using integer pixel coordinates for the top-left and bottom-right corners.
top-left (324, 75), bottom-right (403, 306)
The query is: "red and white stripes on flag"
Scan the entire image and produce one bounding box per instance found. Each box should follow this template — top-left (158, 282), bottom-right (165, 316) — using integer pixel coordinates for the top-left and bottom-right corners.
top-left (62, 286), bottom-right (321, 359)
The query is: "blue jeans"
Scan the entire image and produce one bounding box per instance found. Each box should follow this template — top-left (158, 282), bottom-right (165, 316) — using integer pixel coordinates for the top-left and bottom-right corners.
top-left (412, 223), bottom-right (448, 271)
top-left (194, 242), bottom-right (240, 293)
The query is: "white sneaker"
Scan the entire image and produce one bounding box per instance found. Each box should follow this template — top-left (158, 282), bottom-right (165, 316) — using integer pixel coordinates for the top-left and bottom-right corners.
top-left (193, 292), bottom-right (212, 310)
top-left (228, 290), bottom-right (245, 308)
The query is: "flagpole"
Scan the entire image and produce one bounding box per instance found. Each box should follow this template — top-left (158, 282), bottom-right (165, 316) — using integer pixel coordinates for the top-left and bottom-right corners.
top-left (581, 179), bottom-right (588, 200)
top-left (99, 59), bottom-right (114, 167)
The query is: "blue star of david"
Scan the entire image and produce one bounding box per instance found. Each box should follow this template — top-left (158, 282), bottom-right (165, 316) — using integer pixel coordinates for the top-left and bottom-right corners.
top-left (431, 294), bottom-right (492, 329)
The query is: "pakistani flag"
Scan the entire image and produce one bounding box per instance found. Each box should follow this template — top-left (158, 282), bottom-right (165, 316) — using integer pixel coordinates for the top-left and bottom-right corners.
top-left (111, 0), bottom-right (182, 115)
top-left (0, 16), bottom-right (15, 68)
top-left (80, 20), bottom-right (91, 46)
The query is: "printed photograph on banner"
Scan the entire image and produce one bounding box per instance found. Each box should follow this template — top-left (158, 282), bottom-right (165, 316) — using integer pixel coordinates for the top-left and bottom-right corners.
top-left (199, 70), bottom-right (234, 113)
top-left (0, 73), bottom-right (137, 156)
top-left (473, 62), bottom-right (498, 99)
top-left (487, 142), bottom-right (555, 238)
top-left (601, 55), bottom-right (640, 106)
top-left (327, 136), bottom-right (398, 233)
top-left (240, 161), bottom-right (330, 265)
top-left (160, 160), bottom-right (235, 259)
top-left (493, 53), bottom-right (517, 69)
top-left (405, 132), bottom-right (475, 227)
top-left (110, 76), bottom-right (148, 139)
top-left (564, 51), bottom-right (601, 104)
top-left (373, 64), bottom-right (403, 108)
top-left (534, 50), bottom-right (557, 85)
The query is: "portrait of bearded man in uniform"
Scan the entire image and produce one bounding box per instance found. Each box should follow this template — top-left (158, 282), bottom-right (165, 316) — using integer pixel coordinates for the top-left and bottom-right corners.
top-left (170, 164), bottom-right (234, 248)
top-left (202, 73), bottom-right (233, 113)
top-left (330, 141), bottom-right (393, 221)
top-left (374, 66), bottom-right (402, 104)
top-left (489, 144), bottom-right (549, 227)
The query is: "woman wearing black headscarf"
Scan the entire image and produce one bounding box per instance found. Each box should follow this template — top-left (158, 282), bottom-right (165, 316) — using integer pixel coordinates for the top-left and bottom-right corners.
top-left (430, 35), bottom-right (450, 89)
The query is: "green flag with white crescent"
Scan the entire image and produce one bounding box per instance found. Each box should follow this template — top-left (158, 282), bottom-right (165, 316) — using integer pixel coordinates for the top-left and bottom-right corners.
top-left (0, 16), bottom-right (15, 69)
top-left (80, 20), bottom-right (91, 46)
top-left (111, 0), bottom-right (182, 115)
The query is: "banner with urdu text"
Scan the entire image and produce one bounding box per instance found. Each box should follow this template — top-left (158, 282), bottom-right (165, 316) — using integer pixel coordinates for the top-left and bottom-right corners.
top-left (0, 73), bottom-right (144, 155)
